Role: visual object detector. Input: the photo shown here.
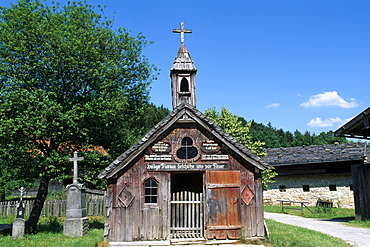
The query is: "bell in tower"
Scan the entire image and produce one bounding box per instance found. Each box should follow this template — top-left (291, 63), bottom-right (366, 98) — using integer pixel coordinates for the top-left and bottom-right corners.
top-left (170, 22), bottom-right (197, 109)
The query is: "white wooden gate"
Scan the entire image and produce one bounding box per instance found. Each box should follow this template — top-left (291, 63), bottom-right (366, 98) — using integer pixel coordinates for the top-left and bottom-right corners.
top-left (170, 191), bottom-right (203, 239)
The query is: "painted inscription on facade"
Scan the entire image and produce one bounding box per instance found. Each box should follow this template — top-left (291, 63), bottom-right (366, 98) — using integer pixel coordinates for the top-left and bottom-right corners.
top-left (151, 141), bottom-right (171, 153)
top-left (146, 163), bottom-right (228, 171)
top-left (201, 154), bottom-right (229, 160)
top-left (144, 154), bottom-right (172, 161)
top-left (201, 140), bottom-right (221, 153)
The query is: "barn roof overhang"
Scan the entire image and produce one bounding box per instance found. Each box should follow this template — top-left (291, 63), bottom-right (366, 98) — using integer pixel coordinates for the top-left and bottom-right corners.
top-left (98, 103), bottom-right (271, 179)
top-left (335, 107), bottom-right (370, 139)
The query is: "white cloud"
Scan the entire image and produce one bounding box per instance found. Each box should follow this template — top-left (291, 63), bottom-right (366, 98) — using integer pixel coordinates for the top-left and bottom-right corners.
top-left (306, 117), bottom-right (344, 128)
top-left (265, 103), bottom-right (280, 109)
top-left (300, 91), bottom-right (358, 108)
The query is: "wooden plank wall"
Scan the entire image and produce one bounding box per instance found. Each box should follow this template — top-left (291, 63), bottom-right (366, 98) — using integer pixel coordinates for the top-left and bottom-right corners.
top-left (352, 164), bottom-right (370, 220)
top-left (109, 163), bottom-right (170, 242)
top-left (240, 169), bottom-right (264, 237)
top-left (106, 126), bottom-right (266, 241)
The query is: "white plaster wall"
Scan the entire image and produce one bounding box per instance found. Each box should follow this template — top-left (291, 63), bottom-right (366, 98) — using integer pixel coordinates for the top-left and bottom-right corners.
top-left (263, 173), bottom-right (354, 209)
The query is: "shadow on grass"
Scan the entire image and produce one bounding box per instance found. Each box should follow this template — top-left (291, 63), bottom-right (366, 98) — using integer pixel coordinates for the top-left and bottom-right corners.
top-left (89, 216), bottom-right (104, 229)
top-left (36, 216), bottom-right (63, 233)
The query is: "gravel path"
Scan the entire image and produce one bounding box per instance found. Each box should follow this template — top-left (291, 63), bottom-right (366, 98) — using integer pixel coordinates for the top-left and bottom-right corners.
top-left (265, 212), bottom-right (370, 247)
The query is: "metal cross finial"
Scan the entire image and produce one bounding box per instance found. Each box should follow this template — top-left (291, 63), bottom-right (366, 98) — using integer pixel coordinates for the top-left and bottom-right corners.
top-left (69, 151), bottom-right (84, 184)
top-left (173, 22), bottom-right (192, 44)
top-left (17, 183), bottom-right (26, 218)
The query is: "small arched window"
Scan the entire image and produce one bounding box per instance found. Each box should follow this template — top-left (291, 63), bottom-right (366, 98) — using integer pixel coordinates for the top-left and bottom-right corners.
top-left (180, 78), bottom-right (189, 92)
top-left (144, 179), bottom-right (158, 203)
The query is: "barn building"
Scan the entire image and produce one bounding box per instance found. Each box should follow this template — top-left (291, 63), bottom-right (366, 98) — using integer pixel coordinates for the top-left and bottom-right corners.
top-left (98, 23), bottom-right (270, 245)
top-left (335, 107), bottom-right (370, 220)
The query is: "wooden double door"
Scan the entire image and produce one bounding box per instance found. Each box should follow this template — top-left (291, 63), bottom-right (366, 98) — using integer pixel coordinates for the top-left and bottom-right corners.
top-left (170, 171), bottom-right (241, 240)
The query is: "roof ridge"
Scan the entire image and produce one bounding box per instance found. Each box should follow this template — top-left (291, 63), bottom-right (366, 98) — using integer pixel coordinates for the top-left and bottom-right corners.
top-left (99, 104), bottom-right (270, 179)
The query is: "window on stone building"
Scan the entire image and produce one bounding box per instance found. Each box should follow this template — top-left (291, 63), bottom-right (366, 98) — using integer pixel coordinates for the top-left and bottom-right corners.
top-left (302, 185), bottom-right (310, 192)
top-left (329, 184), bottom-right (337, 191)
top-left (279, 185), bottom-right (286, 192)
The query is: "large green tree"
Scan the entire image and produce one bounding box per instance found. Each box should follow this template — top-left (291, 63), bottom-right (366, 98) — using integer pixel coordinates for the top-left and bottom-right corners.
top-left (0, 0), bottom-right (157, 231)
top-left (204, 107), bottom-right (277, 189)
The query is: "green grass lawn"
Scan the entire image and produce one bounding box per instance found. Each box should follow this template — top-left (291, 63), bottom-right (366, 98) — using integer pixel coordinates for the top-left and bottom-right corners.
top-left (0, 216), bottom-right (105, 247)
top-left (0, 211), bottom-right (362, 247)
top-left (264, 204), bottom-right (355, 219)
top-left (264, 204), bottom-right (370, 228)
top-left (265, 219), bottom-right (351, 247)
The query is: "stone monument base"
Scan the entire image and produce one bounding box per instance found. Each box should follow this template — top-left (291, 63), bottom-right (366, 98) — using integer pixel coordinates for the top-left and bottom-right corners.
top-left (63, 217), bottom-right (89, 237)
top-left (12, 218), bottom-right (26, 239)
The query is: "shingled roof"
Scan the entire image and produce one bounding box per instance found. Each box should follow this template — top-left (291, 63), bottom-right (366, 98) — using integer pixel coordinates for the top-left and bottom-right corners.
top-left (265, 143), bottom-right (367, 166)
top-left (99, 103), bottom-right (271, 179)
top-left (170, 44), bottom-right (197, 71)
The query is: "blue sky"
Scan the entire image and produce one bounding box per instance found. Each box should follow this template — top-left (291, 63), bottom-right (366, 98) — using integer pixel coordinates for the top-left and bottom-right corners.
top-left (2, 0), bottom-right (370, 134)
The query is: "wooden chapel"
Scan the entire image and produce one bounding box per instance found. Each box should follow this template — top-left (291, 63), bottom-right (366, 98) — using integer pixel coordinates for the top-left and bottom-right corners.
top-left (98, 23), bottom-right (270, 245)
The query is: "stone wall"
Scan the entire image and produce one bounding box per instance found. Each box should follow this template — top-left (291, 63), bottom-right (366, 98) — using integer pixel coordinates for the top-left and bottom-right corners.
top-left (264, 173), bottom-right (354, 208)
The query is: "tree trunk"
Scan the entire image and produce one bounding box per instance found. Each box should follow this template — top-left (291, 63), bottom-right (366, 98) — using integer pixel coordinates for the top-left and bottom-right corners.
top-left (27, 175), bottom-right (50, 233)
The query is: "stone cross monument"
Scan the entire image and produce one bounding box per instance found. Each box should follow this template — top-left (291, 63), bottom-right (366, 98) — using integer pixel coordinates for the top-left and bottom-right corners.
top-left (63, 151), bottom-right (89, 237)
top-left (70, 151), bottom-right (84, 184)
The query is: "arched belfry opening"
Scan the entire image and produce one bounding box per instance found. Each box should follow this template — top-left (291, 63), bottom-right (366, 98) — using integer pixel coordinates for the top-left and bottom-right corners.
top-left (180, 77), bottom-right (189, 92)
top-left (171, 22), bottom-right (197, 108)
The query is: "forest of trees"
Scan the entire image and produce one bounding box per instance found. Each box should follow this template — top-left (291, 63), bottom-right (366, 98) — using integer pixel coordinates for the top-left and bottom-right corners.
top-left (116, 105), bottom-right (348, 154)
top-left (248, 120), bottom-right (348, 149)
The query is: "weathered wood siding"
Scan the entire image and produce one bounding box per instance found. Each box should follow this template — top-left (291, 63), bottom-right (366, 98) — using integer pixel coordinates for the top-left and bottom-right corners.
top-left (106, 123), bottom-right (265, 242)
top-left (108, 161), bottom-right (170, 242)
top-left (206, 171), bottom-right (241, 239)
top-left (352, 164), bottom-right (370, 220)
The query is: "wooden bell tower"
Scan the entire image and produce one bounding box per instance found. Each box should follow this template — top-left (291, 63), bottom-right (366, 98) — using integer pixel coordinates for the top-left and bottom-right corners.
top-left (171, 22), bottom-right (197, 109)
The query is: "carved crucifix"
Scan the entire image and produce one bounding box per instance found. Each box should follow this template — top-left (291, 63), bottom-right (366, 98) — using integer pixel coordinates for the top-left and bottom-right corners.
top-left (173, 22), bottom-right (192, 44)
top-left (69, 151), bottom-right (84, 184)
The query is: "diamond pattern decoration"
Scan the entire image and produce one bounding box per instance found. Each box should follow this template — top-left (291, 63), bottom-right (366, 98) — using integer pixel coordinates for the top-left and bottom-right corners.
top-left (241, 185), bottom-right (254, 205)
top-left (117, 187), bottom-right (134, 208)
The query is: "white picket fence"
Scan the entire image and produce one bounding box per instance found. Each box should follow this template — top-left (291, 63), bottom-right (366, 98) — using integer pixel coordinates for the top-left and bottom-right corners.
top-left (0, 199), bottom-right (105, 217)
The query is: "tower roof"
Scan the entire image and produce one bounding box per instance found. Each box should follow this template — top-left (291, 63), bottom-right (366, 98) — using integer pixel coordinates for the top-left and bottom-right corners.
top-left (170, 44), bottom-right (197, 71)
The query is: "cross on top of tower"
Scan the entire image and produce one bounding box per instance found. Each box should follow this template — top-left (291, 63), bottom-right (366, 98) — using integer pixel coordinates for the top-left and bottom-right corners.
top-left (172, 22), bottom-right (192, 44)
